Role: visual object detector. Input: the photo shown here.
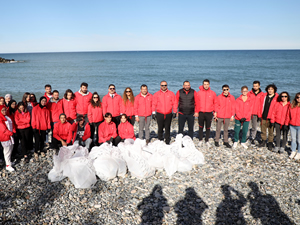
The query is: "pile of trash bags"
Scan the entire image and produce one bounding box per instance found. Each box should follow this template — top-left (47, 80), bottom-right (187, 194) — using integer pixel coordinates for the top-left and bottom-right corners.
top-left (48, 134), bottom-right (205, 188)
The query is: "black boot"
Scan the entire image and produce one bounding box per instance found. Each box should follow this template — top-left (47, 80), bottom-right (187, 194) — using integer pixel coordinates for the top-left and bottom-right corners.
top-left (215, 141), bottom-right (219, 147)
top-left (268, 142), bottom-right (273, 151)
top-left (224, 142), bottom-right (231, 148)
top-left (258, 140), bottom-right (266, 147)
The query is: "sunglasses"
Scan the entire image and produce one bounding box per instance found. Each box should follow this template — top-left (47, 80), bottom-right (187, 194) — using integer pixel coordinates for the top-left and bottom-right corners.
top-left (296, 96), bottom-right (300, 99)
top-left (93, 97), bottom-right (99, 99)
top-left (126, 90), bottom-right (131, 93)
top-left (161, 85), bottom-right (167, 87)
top-left (109, 88), bottom-right (115, 90)
top-left (281, 96), bottom-right (288, 98)
top-left (223, 89), bottom-right (229, 91)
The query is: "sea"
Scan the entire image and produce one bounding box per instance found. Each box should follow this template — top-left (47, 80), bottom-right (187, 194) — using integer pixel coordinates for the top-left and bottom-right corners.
top-left (0, 50), bottom-right (299, 102)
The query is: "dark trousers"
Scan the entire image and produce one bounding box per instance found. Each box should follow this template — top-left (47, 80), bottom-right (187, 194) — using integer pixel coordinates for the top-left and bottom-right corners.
top-left (52, 137), bottom-right (70, 150)
top-left (18, 127), bottom-right (32, 156)
top-left (128, 116), bottom-right (135, 126)
top-left (99, 136), bottom-right (122, 147)
top-left (157, 112), bottom-right (173, 144)
top-left (90, 121), bottom-right (102, 144)
top-left (34, 129), bottom-right (47, 153)
top-left (50, 122), bottom-right (58, 147)
top-left (112, 116), bottom-right (121, 128)
top-left (0, 144), bottom-right (4, 161)
top-left (198, 112), bottom-right (213, 142)
top-left (12, 132), bottom-right (20, 158)
top-left (178, 113), bottom-right (194, 139)
top-left (275, 123), bottom-right (288, 147)
top-left (28, 127), bottom-right (34, 150)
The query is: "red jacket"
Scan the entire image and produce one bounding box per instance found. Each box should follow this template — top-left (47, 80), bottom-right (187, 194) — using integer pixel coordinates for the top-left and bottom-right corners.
top-left (31, 105), bottom-right (51, 130)
top-left (102, 93), bottom-right (122, 117)
top-left (74, 91), bottom-right (92, 115)
top-left (152, 89), bottom-right (177, 114)
top-left (249, 89), bottom-right (264, 115)
top-left (88, 104), bottom-right (103, 123)
top-left (63, 98), bottom-right (77, 121)
top-left (134, 92), bottom-right (153, 117)
top-left (121, 99), bottom-right (135, 117)
top-left (44, 92), bottom-right (52, 103)
top-left (235, 94), bottom-right (253, 122)
top-left (285, 105), bottom-right (300, 126)
top-left (14, 110), bottom-right (31, 129)
top-left (47, 99), bottom-right (63, 123)
top-left (71, 122), bottom-right (91, 144)
top-left (118, 121), bottom-right (136, 140)
top-left (53, 121), bottom-right (72, 143)
top-left (197, 86), bottom-right (217, 113)
top-left (98, 121), bottom-right (118, 143)
top-left (258, 93), bottom-right (279, 118)
top-left (270, 101), bottom-right (290, 125)
top-left (0, 114), bottom-right (15, 142)
top-left (215, 93), bottom-right (235, 119)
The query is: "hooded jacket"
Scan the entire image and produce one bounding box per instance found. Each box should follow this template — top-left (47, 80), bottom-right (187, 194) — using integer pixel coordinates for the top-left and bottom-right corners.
top-left (102, 93), bottom-right (122, 117)
top-left (31, 103), bottom-right (51, 131)
top-left (70, 122), bottom-right (91, 144)
top-left (134, 92), bottom-right (153, 117)
top-left (74, 90), bottom-right (93, 115)
top-left (118, 121), bottom-right (136, 140)
top-left (152, 89), bottom-right (177, 115)
top-left (63, 98), bottom-right (77, 121)
top-left (258, 93), bottom-right (279, 119)
top-left (270, 101), bottom-right (290, 125)
top-left (53, 121), bottom-right (72, 143)
top-left (88, 104), bottom-right (103, 123)
top-left (215, 92), bottom-right (235, 119)
top-left (98, 121), bottom-right (118, 143)
top-left (234, 94), bottom-right (253, 122)
top-left (197, 85), bottom-right (217, 113)
top-left (0, 105), bottom-right (15, 142)
top-left (285, 105), bottom-right (300, 126)
top-left (14, 110), bottom-right (31, 129)
top-left (121, 99), bottom-right (135, 117)
top-left (249, 89), bottom-right (264, 115)
top-left (47, 98), bottom-right (63, 123)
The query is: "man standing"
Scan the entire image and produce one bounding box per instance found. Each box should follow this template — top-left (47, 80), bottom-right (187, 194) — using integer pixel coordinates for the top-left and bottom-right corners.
top-left (152, 81), bottom-right (177, 144)
top-left (102, 84), bottom-right (122, 126)
top-left (258, 84), bottom-right (278, 150)
top-left (134, 84), bottom-right (153, 144)
top-left (197, 79), bottom-right (217, 147)
top-left (175, 81), bottom-right (198, 139)
top-left (214, 84), bottom-right (235, 148)
top-left (248, 81), bottom-right (264, 145)
top-left (75, 82), bottom-right (93, 122)
top-left (44, 84), bottom-right (52, 103)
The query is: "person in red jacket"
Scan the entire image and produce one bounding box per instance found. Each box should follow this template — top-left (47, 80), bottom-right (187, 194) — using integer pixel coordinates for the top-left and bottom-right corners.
top-left (63, 89), bottom-right (77, 123)
top-left (14, 102), bottom-right (32, 163)
top-left (98, 112), bottom-right (121, 146)
top-left (122, 87), bottom-right (135, 125)
top-left (0, 97), bottom-right (5, 106)
top-left (197, 79), bottom-right (217, 147)
top-left (43, 84), bottom-right (52, 103)
top-left (102, 84), bottom-right (122, 126)
top-left (118, 114), bottom-right (136, 141)
top-left (0, 105), bottom-right (16, 171)
top-left (8, 99), bottom-right (20, 160)
top-left (270, 92), bottom-right (290, 153)
top-left (152, 81), bottom-right (177, 145)
top-left (70, 114), bottom-right (92, 150)
top-left (233, 86), bottom-right (253, 149)
top-left (134, 84), bottom-right (153, 144)
top-left (74, 82), bottom-right (93, 122)
top-left (248, 81), bottom-right (264, 145)
top-left (31, 96), bottom-right (51, 161)
top-left (286, 93), bottom-right (300, 159)
top-left (175, 81), bottom-right (199, 139)
top-left (257, 84), bottom-right (278, 150)
top-left (214, 84), bottom-right (235, 148)
top-left (88, 92), bottom-right (103, 145)
top-left (52, 114), bottom-right (72, 152)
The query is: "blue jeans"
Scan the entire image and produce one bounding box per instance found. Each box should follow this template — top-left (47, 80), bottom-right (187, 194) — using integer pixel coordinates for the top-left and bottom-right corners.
top-left (290, 125), bottom-right (300, 152)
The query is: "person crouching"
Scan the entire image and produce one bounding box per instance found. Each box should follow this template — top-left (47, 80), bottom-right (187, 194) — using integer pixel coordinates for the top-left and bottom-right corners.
top-left (98, 112), bottom-right (121, 146)
top-left (52, 114), bottom-right (72, 153)
top-left (71, 115), bottom-right (92, 150)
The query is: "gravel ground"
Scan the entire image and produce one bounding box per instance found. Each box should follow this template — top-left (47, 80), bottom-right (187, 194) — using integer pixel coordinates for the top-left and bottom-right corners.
top-left (0, 119), bottom-right (299, 224)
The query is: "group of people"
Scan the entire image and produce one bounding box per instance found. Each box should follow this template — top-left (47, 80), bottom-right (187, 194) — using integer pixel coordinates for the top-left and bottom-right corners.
top-left (0, 80), bottom-right (299, 172)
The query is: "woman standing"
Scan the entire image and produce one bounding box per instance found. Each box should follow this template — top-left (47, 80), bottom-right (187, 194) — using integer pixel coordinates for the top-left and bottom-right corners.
top-left (286, 93), bottom-right (300, 159)
top-left (22, 92), bottom-right (35, 114)
top-left (14, 102), bottom-right (32, 163)
top-left (62, 89), bottom-right (77, 123)
top-left (88, 92), bottom-right (103, 145)
top-left (8, 100), bottom-right (19, 160)
top-left (0, 97), bottom-right (5, 106)
top-left (118, 114), bottom-right (136, 141)
top-left (270, 92), bottom-right (290, 153)
top-left (31, 96), bottom-right (51, 161)
top-left (0, 105), bottom-right (15, 171)
top-left (233, 86), bottom-right (253, 149)
top-left (122, 87), bottom-right (135, 125)
top-left (30, 93), bottom-right (37, 105)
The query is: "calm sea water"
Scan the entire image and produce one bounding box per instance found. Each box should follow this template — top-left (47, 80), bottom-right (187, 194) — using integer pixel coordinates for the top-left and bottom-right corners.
top-left (0, 50), bottom-right (299, 102)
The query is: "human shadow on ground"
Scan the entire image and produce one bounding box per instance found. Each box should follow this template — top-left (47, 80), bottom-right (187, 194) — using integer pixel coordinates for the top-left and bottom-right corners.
top-left (175, 187), bottom-right (208, 225)
top-left (247, 181), bottom-right (293, 225)
top-left (137, 184), bottom-right (169, 225)
top-left (215, 184), bottom-right (247, 225)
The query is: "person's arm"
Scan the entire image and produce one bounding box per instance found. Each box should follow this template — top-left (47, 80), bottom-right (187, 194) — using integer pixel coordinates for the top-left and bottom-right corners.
top-left (53, 123), bottom-right (61, 141)
top-left (82, 123), bottom-right (91, 141)
top-left (0, 123), bottom-right (13, 137)
top-left (172, 92), bottom-right (178, 114)
top-left (112, 123), bottom-right (118, 138)
top-left (87, 105), bottom-right (93, 123)
top-left (152, 92), bottom-right (157, 113)
top-left (46, 110), bottom-right (51, 130)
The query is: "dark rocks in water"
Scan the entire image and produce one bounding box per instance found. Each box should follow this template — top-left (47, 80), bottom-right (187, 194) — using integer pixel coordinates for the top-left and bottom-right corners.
top-left (0, 57), bottom-right (16, 63)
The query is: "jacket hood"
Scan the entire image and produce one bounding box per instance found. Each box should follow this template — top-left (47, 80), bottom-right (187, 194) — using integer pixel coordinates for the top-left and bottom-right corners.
top-left (199, 85), bottom-right (211, 91)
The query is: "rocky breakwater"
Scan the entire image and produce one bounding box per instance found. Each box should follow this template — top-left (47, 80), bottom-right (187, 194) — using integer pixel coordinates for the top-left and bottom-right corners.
top-left (0, 57), bottom-right (16, 63)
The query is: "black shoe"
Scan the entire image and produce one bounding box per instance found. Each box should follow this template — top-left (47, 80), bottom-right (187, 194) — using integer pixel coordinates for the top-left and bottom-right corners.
top-left (251, 139), bottom-right (255, 145)
top-left (224, 142), bottom-right (232, 148)
top-left (258, 140), bottom-right (266, 147)
top-left (215, 141), bottom-right (219, 147)
top-left (268, 142), bottom-right (273, 151)
top-left (24, 157), bottom-right (30, 163)
top-left (146, 139), bottom-right (150, 145)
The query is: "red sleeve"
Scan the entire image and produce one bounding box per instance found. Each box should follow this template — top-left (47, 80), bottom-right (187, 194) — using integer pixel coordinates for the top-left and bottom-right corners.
top-left (47, 110), bottom-right (51, 130)
top-left (267, 99), bottom-right (276, 120)
top-left (152, 92), bottom-right (157, 112)
top-left (53, 123), bottom-right (61, 140)
top-left (194, 90), bottom-right (199, 113)
top-left (258, 96), bottom-right (265, 118)
top-left (134, 95), bottom-right (139, 116)
top-left (98, 123), bottom-right (107, 143)
top-left (175, 90), bottom-right (180, 112)
top-left (112, 123), bottom-right (117, 138)
top-left (14, 113), bottom-right (21, 127)
top-left (102, 96), bottom-right (107, 116)
top-left (215, 96), bottom-right (220, 114)
top-left (0, 123), bottom-right (13, 137)
top-left (231, 96), bottom-right (236, 117)
top-left (284, 106), bottom-right (291, 125)
top-left (235, 99), bottom-right (241, 120)
top-left (87, 105), bottom-right (93, 123)
top-left (82, 123), bottom-right (91, 142)
top-left (31, 108), bottom-right (36, 129)
top-left (213, 92), bottom-right (217, 113)
top-left (128, 123), bottom-right (136, 140)
top-left (172, 92), bottom-right (177, 113)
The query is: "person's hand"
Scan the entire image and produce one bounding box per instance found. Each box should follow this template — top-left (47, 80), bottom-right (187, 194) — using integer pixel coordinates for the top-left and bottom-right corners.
top-left (257, 117), bottom-right (261, 123)
top-left (194, 112), bottom-right (199, 117)
top-left (176, 113), bottom-right (179, 118)
top-left (282, 125), bottom-right (289, 131)
top-left (61, 140), bottom-right (67, 147)
top-left (172, 113), bottom-right (176, 119)
top-left (135, 116), bottom-right (139, 122)
top-left (240, 118), bottom-right (246, 123)
top-left (230, 116), bottom-right (234, 122)
top-left (270, 123), bottom-right (275, 128)
top-left (214, 116), bottom-right (218, 121)
top-left (152, 114), bottom-right (156, 121)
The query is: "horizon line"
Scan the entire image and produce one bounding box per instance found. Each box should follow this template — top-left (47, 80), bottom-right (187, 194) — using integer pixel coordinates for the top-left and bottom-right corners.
top-left (1, 48), bottom-right (300, 54)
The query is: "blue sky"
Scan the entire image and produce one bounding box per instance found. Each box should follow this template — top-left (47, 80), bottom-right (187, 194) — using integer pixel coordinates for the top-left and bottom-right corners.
top-left (0, 0), bottom-right (299, 53)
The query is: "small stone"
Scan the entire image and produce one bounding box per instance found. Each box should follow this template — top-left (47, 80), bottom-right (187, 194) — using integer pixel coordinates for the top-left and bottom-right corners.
top-left (131, 190), bottom-right (137, 194)
top-left (94, 205), bottom-right (101, 208)
top-left (80, 190), bottom-right (85, 195)
top-left (39, 178), bottom-right (46, 183)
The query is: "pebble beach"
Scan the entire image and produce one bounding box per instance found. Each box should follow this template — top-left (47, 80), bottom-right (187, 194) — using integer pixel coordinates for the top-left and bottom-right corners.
top-left (0, 119), bottom-right (299, 224)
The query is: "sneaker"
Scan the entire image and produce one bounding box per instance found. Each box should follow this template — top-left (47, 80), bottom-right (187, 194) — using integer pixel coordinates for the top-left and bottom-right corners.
top-left (214, 141), bottom-right (219, 147)
top-left (233, 142), bottom-right (238, 149)
top-left (289, 151), bottom-right (297, 159)
top-left (279, 147), bottom-right (285, 154)
top-left (294, 154), bottom-right (300, 160)
top-left (224, 142), bottom-right (232, 148)
top-left (273, 146), bottom-right (280, 153)
top-left (206, 142), bottom-right (211, 148)
top-left (258, 140), bottom-right (266, 148)
top-left (6, 165), bottom-right (15, 172)
top-left (251, 139), bottom-right (255, 146)
top-left (198, 141), bottom-right (203, 147)
top-left (241, 143), bottom-right (248, 149)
